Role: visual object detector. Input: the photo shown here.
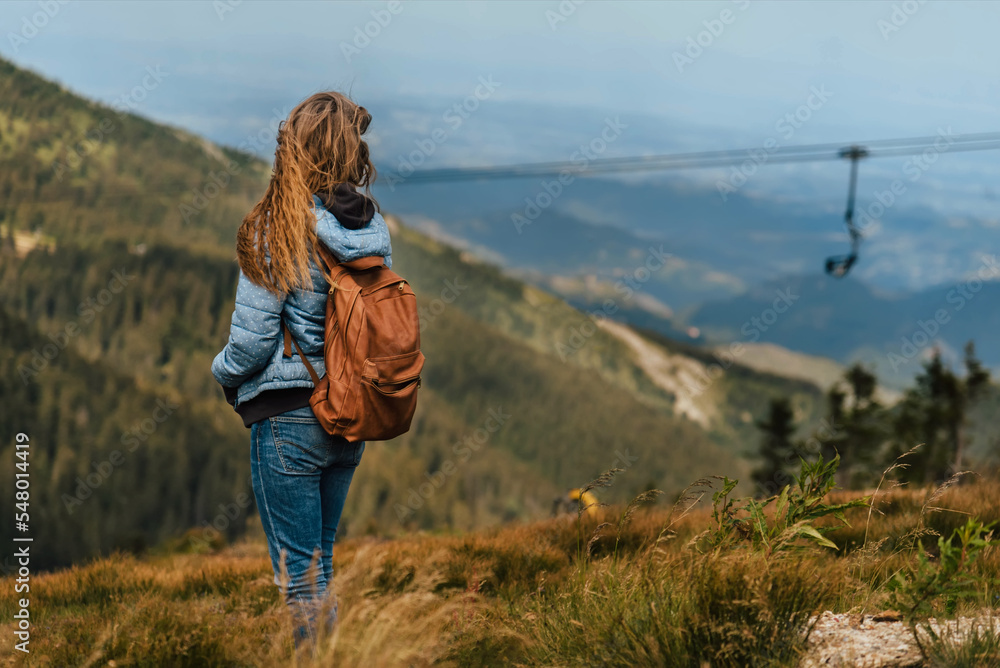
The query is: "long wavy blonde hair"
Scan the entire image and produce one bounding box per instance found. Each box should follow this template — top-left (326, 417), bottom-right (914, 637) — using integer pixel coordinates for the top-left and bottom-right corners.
top-left (236, 91), bottom-right (377, 293)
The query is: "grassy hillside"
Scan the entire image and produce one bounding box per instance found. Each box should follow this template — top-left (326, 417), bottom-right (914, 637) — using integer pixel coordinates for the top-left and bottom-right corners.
top-left (0, 309), bottom-right (253, 568)
top-left (0, 57), bottom-right (835, 571)
top-left (0, 57), bottom-right (268, 255)
top-left (1, 470), bottom-right (997, 666)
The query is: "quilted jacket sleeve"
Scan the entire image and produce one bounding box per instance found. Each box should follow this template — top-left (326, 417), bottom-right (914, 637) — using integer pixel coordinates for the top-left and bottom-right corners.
top-left (211, 273), bottom-right (285, 388)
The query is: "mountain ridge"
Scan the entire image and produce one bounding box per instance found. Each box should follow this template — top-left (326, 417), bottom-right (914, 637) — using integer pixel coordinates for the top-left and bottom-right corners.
top-left (685, 269), bottom-right (1000, 388)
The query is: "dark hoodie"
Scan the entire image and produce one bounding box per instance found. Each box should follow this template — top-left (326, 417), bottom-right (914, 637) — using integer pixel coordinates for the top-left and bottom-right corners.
top-left (223, 184), bottom-right (377, 427)
top-left (315, 182), bottom-right (376, 231)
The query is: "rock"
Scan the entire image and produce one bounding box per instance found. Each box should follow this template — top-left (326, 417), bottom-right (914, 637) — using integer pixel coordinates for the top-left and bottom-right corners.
top-left (798, 611), bottom-right (997, 668)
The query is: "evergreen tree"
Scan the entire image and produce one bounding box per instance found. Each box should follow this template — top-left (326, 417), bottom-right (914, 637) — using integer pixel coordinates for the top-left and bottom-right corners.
top-left (753, 397), bottom-right (798, 496)
top-left (823, 384), bottom-right (848, 464)
top-left (954, 342), bottom-right (990, 473)
top-left (822, 363), bottom-right (886, 488)
top-left (891, 343), bottom-right (990, 484)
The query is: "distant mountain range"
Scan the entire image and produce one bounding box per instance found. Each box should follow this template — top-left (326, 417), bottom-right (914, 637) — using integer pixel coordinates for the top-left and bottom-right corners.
top-left (684, 271), bottom-right (1000, 388)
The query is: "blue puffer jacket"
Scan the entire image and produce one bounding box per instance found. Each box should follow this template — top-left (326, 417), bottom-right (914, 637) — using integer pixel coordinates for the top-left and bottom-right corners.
top-left (211, 195), bottom-right (392, 405)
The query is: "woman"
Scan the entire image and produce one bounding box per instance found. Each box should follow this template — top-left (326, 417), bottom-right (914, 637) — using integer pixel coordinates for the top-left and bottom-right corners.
top-left (211, 91), bottom-right (391, 647)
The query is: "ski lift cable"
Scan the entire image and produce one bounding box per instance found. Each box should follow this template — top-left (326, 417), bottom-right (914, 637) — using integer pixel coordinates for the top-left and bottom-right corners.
top-left (393, 132), bottom-right (1000, 183)
top-left (11, 133), bottom-right (1000, 201)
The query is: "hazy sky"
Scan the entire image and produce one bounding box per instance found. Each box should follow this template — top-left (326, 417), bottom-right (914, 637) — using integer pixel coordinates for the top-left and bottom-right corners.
top-left (5, 1), bottom-right (999, 142)
top-left (3, 1), bottom-right (999, 241)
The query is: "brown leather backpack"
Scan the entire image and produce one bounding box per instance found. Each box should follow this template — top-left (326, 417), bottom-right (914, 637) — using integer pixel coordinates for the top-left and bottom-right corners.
top-left (283, 248), bottom-right (424, 442)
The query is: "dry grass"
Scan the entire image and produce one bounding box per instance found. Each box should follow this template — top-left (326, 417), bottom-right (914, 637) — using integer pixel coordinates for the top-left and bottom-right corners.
top-left (0, 477), bottom-right (997, 666)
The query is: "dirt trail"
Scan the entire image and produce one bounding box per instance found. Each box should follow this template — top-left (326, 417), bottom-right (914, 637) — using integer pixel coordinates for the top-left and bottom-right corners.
top-left (596, 319), bottom-right (717, 428)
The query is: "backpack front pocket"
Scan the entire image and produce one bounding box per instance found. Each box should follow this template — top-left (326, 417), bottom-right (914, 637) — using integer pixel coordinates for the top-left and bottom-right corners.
top-left (354, 351), bottom-right (424, 441)
top-left (360, 350), bottom-right (424, 386)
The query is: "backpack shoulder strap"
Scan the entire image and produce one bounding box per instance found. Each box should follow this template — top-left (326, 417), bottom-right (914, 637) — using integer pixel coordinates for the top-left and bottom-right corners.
top-left (281, 320), bottom-right (321, 386)
top-left (326, 256), bottom-right (387, 294)
top-left (315, 243), bottom-right (339, 274)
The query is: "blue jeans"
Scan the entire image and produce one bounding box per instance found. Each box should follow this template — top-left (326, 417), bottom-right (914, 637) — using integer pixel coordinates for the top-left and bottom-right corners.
top-left (250, 406), bottom-right (364, 646)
